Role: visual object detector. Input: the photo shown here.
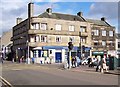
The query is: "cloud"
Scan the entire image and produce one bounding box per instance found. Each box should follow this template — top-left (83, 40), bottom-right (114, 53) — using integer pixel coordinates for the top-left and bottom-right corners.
top-left (89, 2), bottom-right (118, 20)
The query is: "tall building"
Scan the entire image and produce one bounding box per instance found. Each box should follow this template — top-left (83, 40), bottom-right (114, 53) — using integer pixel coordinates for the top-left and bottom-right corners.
top-left (0, 30), bottom-right (13, 59)
top-left (12, 2), bottom-right (92, 63)
top-left (87, 18), bottom-right (116, 58)
top-left (12, 2), bottom-right (115, 63)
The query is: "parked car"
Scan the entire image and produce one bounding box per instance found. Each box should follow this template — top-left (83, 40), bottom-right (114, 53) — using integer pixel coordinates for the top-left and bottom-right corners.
top-left (81, 58), bottom-right (89, 65)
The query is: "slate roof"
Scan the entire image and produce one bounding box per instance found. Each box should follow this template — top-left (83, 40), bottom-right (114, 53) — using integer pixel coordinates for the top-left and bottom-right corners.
top-left (116, 33), bottom-right (120, 39)
top-left (38, 12), bottom-right (86, 22)
top-left (86, 19), bottom-right (111, 27)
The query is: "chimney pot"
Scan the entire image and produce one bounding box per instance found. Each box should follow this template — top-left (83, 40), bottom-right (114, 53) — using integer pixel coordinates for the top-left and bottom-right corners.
top-left (46, 8), bottom-right (52, 14)
top-left (28, 2), bottom-right (34, 18)
top-left (77, 12), bottom-right (83, 16)
top-left (16, 18), bottom-right (22, 24)
top-left (101, 17), bottom-right (106, 21)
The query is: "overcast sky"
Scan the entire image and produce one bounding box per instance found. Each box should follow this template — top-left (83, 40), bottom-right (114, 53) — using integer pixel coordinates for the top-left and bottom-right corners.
top-left (0, 0), bottom-right (119, 36)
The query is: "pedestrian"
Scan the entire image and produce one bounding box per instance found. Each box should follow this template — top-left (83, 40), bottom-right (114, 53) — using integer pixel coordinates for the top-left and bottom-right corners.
top-left (88, 58), bottom-right (92, 67)
top-left (32, 57), bottom-right (35, 64)
top-left (101, 57), bottom-right (108, 73)
top-left (96, 57), bottom-right (101, 72)
top-left (76, 56), bottom-right (81, 67)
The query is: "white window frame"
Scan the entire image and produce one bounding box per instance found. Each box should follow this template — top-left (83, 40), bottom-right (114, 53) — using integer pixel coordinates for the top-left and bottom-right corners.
top-left (92, 30), bottom-right (99, 36)
top-left (69, 25), bottom-right (75, 31)
top-left (31, 23), bottom-right (39, 29)
top-left (102, 30), bottom-right (106, 36)
top-left (55, 24), bottom-right (62, 31)
top-left (102, 41), bottom-right (106, 46)
top-left (41, 35), bottom-right (47, 42)
top-left (40, 23), bottom-right (47, 30)
top-left (80, 26), bottom-right (86, 32)
top-left (109, 31), bottom-right (113, 37)
top-left (56, 36), bottom-right (61, 42)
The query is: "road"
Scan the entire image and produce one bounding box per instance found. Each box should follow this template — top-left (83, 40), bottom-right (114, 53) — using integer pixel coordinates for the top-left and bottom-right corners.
top-left (1, 61), bottom-right (119, 86)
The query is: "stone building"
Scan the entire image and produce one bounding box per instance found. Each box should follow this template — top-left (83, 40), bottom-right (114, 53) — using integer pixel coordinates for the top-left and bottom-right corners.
top-left (87, 18), bottom-right (116, 58)
top-left (12, 2), bottom-right (115, 63)
top-left (12, 2), bottom-right (92, 63)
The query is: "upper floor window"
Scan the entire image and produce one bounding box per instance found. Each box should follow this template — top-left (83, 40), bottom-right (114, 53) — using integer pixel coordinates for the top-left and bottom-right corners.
top-left (40, 23), bottom-right (47, 30)
top-left (56, 36), bottom-right (61, 42)
top-left (69, 25), bottom-right (75, 31)
top-left (55, 24), bottom-right (61, 31)
top-left (81, 37), bottom-right (86, 43)
top-left (80, 26), bottom-right (86, 32)
top-left (41, 35), bottom-right (47, 42)
top-left (109, 31), bottom-right (113, 37)
top-left (118, 42), bottom-right (120, 48)
top-left (92, 30), bottom-right (99, 36)
top-left (109, 41), bottom-right (114, 46)
top-left (102, 40), bottom-right (106, 46)
top-left (31, 23), bottom-right (39, 29)
top-left (34, 35), bottom-right (40, 42)
top-left (94, 41), bottom-right (99, 46)
top-left (69, 37), bottom-right (74, 42)
top-left (102, 30), bottom-right (106, 36)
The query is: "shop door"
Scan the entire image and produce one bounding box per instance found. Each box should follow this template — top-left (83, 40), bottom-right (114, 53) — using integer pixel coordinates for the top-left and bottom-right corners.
top-left (55, 52), bottom-right (62, 63)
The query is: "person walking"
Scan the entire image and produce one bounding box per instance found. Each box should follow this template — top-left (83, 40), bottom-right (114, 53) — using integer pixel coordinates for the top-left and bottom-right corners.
top-left (76, 56), bottom-right (81, 67)
top-left (96, 57), bottom-right (101, 72)
top-left (101, 57), bottom-right (108, 73)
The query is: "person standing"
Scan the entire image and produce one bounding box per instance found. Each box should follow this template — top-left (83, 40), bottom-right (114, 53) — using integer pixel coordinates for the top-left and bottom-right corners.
top-left (101, 57), bottom-right (108, 73)
top-left (76, 56), bottom-right (81, 67)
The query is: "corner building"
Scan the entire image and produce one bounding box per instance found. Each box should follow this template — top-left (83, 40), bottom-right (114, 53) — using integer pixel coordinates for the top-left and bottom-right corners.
top-left (12, 2), bottom-right (92, 63)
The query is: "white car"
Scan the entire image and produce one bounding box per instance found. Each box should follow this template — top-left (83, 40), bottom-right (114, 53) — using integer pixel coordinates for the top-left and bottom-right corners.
top-left (81, 58), bottom-right (89, 65)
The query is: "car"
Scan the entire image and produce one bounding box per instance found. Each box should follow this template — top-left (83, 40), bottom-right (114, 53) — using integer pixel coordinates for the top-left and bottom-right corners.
top-left (81, 58), bottom-right (89, 65)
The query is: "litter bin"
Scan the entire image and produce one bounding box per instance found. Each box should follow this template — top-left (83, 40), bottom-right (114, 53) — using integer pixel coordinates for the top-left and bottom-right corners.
top-left (109, 57), bottom-right (118, 70)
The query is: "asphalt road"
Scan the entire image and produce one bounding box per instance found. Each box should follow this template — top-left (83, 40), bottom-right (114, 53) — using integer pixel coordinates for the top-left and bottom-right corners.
top-left (1, 62), bottom-right (119, 86)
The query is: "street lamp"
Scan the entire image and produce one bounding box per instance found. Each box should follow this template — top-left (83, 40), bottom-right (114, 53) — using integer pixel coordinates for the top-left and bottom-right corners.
top-left (79, 32), bottom-right (82, 59)
top-left (27, 40), bottom-right (30, 64)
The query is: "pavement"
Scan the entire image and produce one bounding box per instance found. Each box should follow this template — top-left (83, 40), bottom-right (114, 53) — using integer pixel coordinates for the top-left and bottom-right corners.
top-left (34, 62), bottom-right (120, 75)
top-left (2, 61), bottom-right (120, 75)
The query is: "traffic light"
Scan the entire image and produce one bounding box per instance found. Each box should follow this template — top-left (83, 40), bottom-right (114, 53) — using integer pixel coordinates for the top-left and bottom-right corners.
top-left (68, 42), bottom-right (73, 50)
top-left (82, 45), bottom-right (85, 53)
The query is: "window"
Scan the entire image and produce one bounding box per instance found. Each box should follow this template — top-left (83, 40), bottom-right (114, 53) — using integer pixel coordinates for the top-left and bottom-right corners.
top-left (40, 23), bottom-right (47, 30)
top-left (92, 30), bottom-right (99, 36)
top-left (109, 41), bottom-right (114, 46)
top-left (94, 41), bottom-right (99, 46)
top-left (55, 24), bottom-right (61, 31)
top-left (31, 23), bottom-right (39, 29)
top-left (41, 35), bottom-right (47, 42)
top-left (102, 30), bottom-right (106, 36)
top-left (56, 36), bottom-right (61, 42)
top-left (69, 25), bottom-right (75, 31)
top-left (69, 37), bottom-right (74, 42)
top-left (109, 31), bottom-right (113, 37)
top-left (34, 35), bottom-right (40, 42)
top-left (118, 42), bottom-right (120, 48)
top-left (102, 41), bottom-right (106, 46)
top-left (81, 37), bottom-right (86, 43)
top-left (80, 26), bottom-right (86, 32)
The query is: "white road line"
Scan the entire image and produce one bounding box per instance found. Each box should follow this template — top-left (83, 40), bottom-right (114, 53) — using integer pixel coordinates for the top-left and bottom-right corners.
top-left (0, 76), bottom-right (13, 87)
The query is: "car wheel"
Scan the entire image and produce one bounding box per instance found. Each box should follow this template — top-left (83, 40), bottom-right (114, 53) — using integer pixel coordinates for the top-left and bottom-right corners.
top-left (83, 62), bottom-right (86, 65)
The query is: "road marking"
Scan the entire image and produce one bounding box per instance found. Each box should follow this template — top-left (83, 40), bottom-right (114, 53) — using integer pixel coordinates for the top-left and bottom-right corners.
top-left (11, 69), bottom-right (22, 71)
top-left (0, 76), bottom-right (13, 87)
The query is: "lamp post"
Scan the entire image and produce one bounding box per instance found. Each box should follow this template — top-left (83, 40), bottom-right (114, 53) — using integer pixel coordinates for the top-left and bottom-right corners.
top-left (79, 32), bottom-right (82, 59)
top-left (27, 40), bottom-right (30, 64)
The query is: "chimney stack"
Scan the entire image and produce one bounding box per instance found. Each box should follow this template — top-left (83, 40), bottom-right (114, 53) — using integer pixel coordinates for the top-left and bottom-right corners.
top-left (101, 17), bottom-right (106, 21)
top-left (28, 2), bottom-right (34, 18)
top-left (16, 18), bottom-right (22, 24)
top-left (77, 12), bottom-right (83, 17)
top-left (46, 8), bottom-right (52, 15)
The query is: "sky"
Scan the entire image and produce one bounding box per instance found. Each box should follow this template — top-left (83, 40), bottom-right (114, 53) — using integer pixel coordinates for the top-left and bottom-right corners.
top-left (0, 0), bottom-right (119, 37)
